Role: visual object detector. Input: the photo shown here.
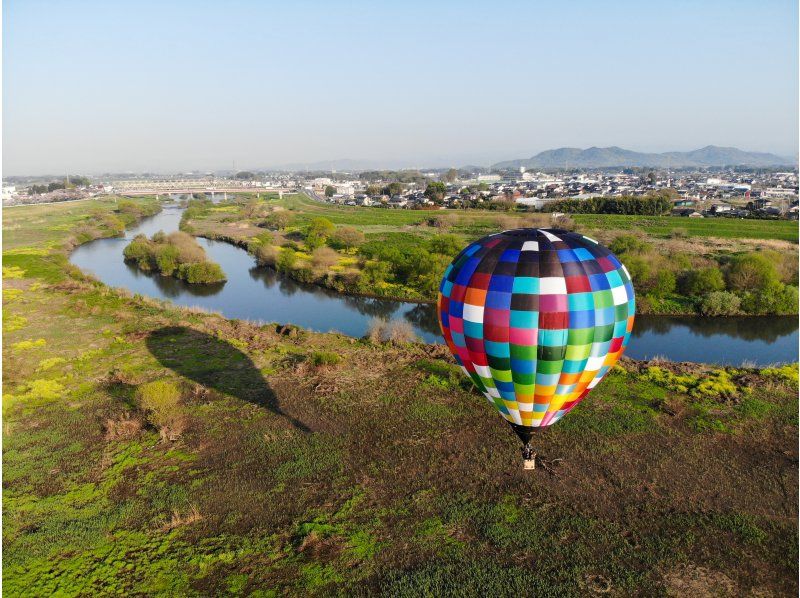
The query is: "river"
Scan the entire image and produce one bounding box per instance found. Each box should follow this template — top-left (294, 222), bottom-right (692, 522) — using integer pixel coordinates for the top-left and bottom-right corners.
top-left (69, 203), bottom-right (798, 366)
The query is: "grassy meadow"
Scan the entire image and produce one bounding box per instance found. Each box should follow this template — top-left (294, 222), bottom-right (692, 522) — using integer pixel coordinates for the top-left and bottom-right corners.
top-left (1, 197), bottom-right (798, 595)
top-left (572, 213), bottom-right (799, 242)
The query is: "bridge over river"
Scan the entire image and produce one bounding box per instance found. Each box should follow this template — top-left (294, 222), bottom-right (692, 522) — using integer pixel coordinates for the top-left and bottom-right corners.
top-left (119, 187), bottom-right (296, 197)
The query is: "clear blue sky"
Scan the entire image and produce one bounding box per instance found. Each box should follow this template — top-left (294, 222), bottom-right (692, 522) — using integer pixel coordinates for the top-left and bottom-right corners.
top-left (3, 0), bottom-right (797, 174)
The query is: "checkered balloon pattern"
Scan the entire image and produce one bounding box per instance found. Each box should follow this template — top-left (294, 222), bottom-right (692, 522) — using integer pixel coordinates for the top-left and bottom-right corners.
top-left (437, 228), bottom-right (635, 429)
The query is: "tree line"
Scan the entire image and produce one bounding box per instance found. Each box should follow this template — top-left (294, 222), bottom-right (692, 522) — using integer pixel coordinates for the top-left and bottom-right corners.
top-left (546, 194), bottom-right (674, 215)
top-left (27, 176), bottom-right (92, 194)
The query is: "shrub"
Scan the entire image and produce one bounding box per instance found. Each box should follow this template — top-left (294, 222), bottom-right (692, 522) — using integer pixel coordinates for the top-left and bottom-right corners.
top-left (669, 227), bottom-right (688, 239)
top-left (416, 254), bottom-right (451, 296)
top-left (429, 213), bottom-right (458, 230)
top-left (263, 211), bottom-right (293, 230)
top-left (623, 255), bottom-right (651, 286)
top-left (293, 265), bottom-right (315, 283)
top-left (242, 199), bottom-right (265, 219)
top-left (699, 291), bottom-right (742, 316)
top-left (550, 214), bottom-right (575, 230)
top-left (137, 379), bottom-right (185, 441)
top-left (305, 217), bottom-right (335, 250)
top-left (366, 318), bottom-right (386, 342)
top-left (123, 230), bottom-right (224, 283)
top-left (609, 234), bottom-right (651, 255)
top-left (101, 213), bottom-right (126, 236)
top-left (254, 244), bottom-right (277, 267)
top-left (116, 200), bottom-right (140, 214)
top-left (429, 234), bottom-right (462, 256)
top-left (385, 320), bottom-right (418, 343)
top-left (361, 261), bottom-right (392, 285)
top-left (122, 235), bottom-right (154, 268)
top-left (166, 231), bottom-right (206, 263)
top-left (671, 252), bottom-right (693, 270)
top-left (179, 262), bottom-right (226, 284)
top-left (329, 226), bottom-right (365, 250)
top-left (760, 249), bottom-right (799, 285)
top-left (650, 270), bottom-right (676, 298)
top-left (154, 244), bottom-right (179, 276)
top-left (252, 231), bottom-right (274, 246)
top-left (311, 247), bottom-right (340, 270)
top-left (678, 267), bottom-right (725, 296)
top-left (277, 248), bottom-right (297, 272)
top-left (310, 351), bottom-right (341, 366)
top-left (726, 253), bottom-right (780, 292)
top-left (740, 281), bottom-right (798, 315)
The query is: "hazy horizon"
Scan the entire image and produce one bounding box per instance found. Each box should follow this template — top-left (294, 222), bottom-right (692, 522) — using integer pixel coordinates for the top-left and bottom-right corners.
top-left (4, 0), bottom-right (798, 176)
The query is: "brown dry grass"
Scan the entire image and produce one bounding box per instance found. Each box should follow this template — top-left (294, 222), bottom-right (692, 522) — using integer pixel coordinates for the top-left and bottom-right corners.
top-left (311, 246), bottom-right (340, 270)
top-left (165, 231), bottom-right (207, 263)
top-left (157, 506), bottom-right (203, 532)
top-left (103, 413), bottom-right (143, 441)
top-left (365, 318), bottom-right (418, 343)
top-left (663, 564), bottom-right (737, 597)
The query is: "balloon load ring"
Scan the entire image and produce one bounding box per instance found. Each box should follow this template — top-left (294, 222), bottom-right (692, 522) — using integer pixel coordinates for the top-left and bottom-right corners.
top-left (436, 228), bottom-right (636, 469)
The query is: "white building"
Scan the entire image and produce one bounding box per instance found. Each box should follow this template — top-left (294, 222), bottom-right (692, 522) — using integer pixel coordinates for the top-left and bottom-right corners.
top-left (336, 183), bottom-right (355, 196)
top-left (477, 174), bottom-right (501, 183)
top-left (2, 185), bottom-right (16, 201)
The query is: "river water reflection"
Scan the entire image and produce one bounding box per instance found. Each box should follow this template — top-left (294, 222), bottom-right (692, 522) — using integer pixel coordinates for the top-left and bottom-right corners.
top-left (69, 204), bottom-right (798, 366)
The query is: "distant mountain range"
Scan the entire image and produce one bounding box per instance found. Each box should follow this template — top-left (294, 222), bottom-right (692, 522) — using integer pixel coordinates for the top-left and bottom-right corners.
top-left (261, 145), bottom-right (794, 173)
top-left (491, 146), bottom-right (795, 170)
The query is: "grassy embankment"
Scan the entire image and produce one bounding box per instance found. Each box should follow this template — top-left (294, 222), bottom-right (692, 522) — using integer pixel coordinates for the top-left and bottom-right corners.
top-left (3, 197), bottom-right (798, 595)
top-left (124, 231), bottom-right (226, 284)
top-left (183, 193), bottom-right (799, 315)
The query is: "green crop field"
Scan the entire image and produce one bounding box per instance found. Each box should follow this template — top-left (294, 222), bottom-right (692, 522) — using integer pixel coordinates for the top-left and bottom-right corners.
top-left (277, 193), bottom-right (799, 242)
top-left (276, 194), bottom-right (431, 226)
top-left (572, 213), bottom-right (799, 242)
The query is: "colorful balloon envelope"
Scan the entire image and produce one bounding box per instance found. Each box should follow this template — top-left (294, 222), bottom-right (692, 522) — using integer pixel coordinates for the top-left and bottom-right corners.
top-left (437, 228), bottom-right (635, 465)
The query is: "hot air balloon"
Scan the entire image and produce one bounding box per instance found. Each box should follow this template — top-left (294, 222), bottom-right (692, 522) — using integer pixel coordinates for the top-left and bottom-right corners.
top-left (437, 228), bottom-right (635, 469)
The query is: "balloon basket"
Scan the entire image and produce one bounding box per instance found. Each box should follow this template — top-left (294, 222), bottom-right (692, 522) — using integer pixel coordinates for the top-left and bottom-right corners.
top-left (522, 443), bottom-right (536, 470)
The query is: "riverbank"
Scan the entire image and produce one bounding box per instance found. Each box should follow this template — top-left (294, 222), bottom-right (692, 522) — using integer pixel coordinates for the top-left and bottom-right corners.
top-left (198, 230), bottom-right (436, 305)
top-left (67, 200), bottom-right (798, 362)
top-left (181, 193), bottom-right (799, 316)
top-left (4, 195), bottom-right (800, 595)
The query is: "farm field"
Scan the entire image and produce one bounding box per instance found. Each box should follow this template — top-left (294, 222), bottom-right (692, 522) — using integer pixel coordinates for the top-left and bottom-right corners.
top-left (274, 193), bottom-right (800, 242)
top-left (2, 197), bottom-right (798, 596)
top-left (571, 213), bottom-right (799, 242)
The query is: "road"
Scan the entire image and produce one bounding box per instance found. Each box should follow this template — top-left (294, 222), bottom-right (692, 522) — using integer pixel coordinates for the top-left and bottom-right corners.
top-left (301, 187), bottom-right (327, 203)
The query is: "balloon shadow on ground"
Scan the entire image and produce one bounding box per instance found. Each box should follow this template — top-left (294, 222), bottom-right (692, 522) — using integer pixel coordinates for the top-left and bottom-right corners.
top-left (146, 326), bottom-right (309, 432)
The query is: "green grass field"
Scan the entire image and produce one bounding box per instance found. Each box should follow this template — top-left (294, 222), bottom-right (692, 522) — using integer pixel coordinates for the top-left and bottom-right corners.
top-left (573, 213), bottom-right (799, 242)
top-left (275, 193), bottom-right (799, 242)
top-left (2, 198), bottom-right (798, 595)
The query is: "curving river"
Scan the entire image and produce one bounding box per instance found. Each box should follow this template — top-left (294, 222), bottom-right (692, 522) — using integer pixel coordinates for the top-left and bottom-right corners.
top-left (69, 203), bottom-right (799, 366)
